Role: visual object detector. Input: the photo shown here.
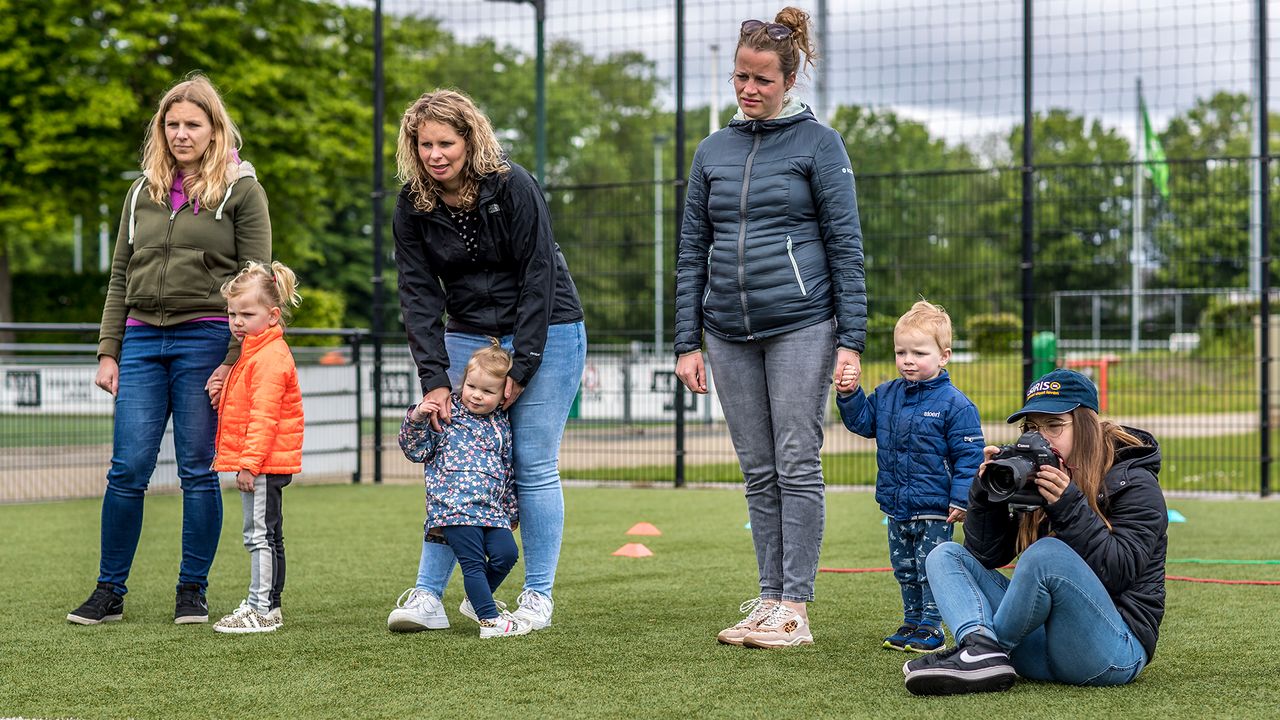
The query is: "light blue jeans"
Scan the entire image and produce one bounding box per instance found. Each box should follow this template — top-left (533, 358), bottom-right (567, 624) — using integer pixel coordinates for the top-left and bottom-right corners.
top-left (704, 319), bottom-right (835, 602)
top-left (926, 538), bottom-right (1148, 685)
top-left (414, 321), bottom-right (587, 598)
top-left (100, 322), bottom-right (228, 595)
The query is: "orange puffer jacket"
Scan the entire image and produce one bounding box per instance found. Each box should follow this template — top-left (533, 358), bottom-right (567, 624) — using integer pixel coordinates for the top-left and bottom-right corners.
top-left (214, 323), bottom-right (304, 475)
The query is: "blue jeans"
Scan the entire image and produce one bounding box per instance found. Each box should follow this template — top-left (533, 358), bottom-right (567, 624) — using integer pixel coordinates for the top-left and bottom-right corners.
top-left (704, 319), bottom-right (835, 602)
top-left (441, 526), bottom-right (519, 620)
top-left (887, 518), bottom-right (953, 625)
top-left (926, 538), bottom-right (1148, 685)
top-left (99, 322), bottom-right (229, 595)
top-left (415, 321), bottom-right (587, 598)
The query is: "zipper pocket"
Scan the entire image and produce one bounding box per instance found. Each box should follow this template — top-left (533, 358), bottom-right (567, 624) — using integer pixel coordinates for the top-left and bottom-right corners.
top-left (702, 248), bottom-right (713, 304)
top-left (786, 236), bottom-right (808, 296)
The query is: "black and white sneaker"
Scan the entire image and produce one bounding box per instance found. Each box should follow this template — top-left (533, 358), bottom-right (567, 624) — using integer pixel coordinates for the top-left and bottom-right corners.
top-left (903, 632), bottom-right (1017, 695)
top-left (174, 583), bottom-right (209, 624)
top-left (67, 582), bottom-right (124, 625)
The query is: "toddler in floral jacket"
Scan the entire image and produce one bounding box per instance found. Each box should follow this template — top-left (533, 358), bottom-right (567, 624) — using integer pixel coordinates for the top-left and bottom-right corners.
top-left (399, 339), bottom-right (527, 638)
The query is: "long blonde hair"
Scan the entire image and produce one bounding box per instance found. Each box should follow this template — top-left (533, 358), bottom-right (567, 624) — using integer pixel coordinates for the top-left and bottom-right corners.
top-left (1015, 408), bottom-right (1143, 552)
top-left (737, 6), bottom-right (820, 81)
top-left (395, 89), bottom-right (510, 213)
top-left (141, 74), bottom-right (242, 207)
top-left (220, 261), bottom-right (302, 326)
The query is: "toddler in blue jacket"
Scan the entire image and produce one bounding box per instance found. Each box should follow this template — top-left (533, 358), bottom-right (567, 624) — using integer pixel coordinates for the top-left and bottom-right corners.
top-left (396, 339), bottom-right (528, 638)
top-left (836, 300), bottom-right (984, 653)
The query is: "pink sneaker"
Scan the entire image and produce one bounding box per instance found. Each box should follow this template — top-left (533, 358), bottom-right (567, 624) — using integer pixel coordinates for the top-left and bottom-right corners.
top-left (716, 597), bottom-right (777, 646)
top-left (741, 604), bottom-right (813, 648)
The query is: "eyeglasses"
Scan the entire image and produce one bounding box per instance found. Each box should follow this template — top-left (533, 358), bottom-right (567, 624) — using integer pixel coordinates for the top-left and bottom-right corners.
top-left (1019, 420), bottom-right (1073, 439)
top-left (741, 19), bottom-right (793, 41)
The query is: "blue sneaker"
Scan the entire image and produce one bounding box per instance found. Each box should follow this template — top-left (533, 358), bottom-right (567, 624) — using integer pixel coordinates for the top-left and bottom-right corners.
top-left (883, 623), bottom-right (918, 651)
top-left (904, 624), bottom-right (945, 653)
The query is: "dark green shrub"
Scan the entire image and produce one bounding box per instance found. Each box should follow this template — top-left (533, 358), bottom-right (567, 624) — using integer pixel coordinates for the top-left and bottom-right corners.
top-left (965, 312), bottom-right (1021, 355)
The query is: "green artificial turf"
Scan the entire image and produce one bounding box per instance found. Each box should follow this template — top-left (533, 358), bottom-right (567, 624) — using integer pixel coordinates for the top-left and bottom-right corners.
top-left (1, 485), bottom-right (1278, 719)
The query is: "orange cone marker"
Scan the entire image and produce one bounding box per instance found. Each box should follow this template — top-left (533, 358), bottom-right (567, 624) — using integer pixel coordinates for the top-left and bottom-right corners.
top-left (626, 522), bottom-right (662, 536)
top-left (612, 543), bottom-right (654, 557)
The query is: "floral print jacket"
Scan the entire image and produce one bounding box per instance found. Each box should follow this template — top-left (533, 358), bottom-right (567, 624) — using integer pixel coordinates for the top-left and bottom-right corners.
top-left (399, 395), bottom-right (517, 530)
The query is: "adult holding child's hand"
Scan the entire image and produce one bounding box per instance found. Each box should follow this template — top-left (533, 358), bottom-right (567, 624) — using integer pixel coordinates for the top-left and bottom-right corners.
top-left (673, 6), bottom-right (866, 649)
top-left (68, 74), bottom-right (271, 627)
top-left (387, 89), bottom-right (586, 634)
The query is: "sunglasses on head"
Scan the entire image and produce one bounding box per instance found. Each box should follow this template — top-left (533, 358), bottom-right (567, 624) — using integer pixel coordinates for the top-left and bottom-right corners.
top-left (741, 19), bottom-right (792, 41)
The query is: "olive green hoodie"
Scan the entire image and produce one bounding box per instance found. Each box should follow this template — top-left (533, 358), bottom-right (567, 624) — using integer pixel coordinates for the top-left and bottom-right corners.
top-left (98, 161), bottom-right (271, 364)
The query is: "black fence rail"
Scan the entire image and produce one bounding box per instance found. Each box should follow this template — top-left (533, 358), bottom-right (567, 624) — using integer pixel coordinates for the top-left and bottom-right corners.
top-left (0, 323), bottom-right (368, 503)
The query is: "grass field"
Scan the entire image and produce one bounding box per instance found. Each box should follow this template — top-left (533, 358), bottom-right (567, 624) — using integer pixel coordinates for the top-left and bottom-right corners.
top-left (1, 485), bottom-right (1278, 719)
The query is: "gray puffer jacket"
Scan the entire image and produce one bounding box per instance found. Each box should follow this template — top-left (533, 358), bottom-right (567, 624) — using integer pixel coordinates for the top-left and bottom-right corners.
top-left (674, 101), bottom-right (866, 354)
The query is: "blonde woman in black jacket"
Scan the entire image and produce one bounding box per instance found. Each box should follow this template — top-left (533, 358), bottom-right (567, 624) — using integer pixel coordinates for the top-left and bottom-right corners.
top-left (904, 369), bottom-right (1168, 696)
top-left (388, 89), bottom-right (585, 634)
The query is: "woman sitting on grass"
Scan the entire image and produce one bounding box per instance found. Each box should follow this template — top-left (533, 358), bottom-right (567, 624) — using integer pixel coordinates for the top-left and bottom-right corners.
top-left (903, 368), bottom-right (1167, 695)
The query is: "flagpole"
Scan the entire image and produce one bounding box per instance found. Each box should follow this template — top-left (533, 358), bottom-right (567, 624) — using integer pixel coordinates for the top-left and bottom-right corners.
top-left (1132, 78), bottom-right (1145, 355)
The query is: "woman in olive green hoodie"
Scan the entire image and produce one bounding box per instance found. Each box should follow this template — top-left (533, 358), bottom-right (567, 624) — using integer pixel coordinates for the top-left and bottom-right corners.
top-left (67, 75), bottom-right (271, 627)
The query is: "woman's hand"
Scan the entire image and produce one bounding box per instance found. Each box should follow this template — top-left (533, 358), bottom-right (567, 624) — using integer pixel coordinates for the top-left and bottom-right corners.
top-left (502, 377), bottom-right (525, 411)
top-left (1035, 463), bottom-right (1073, 505)
top-left (95, 356), bottom-right (120, 397)
top-left (833, 348), bottom-right (861, 394)
top-left (675, 351), bottom-right (708, 394)
top-left (975, 445), bottom-right (1001, 481)
top-left (410, 398), bottom-right (442, 423)
top-left (206, 364), bottom-right (232, 406)
top-left (422, 387), bottom-right (452, 432)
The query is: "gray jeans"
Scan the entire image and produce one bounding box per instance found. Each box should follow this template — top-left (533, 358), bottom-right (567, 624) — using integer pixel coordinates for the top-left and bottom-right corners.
top-left (705, 319), bottom-right (836, 602)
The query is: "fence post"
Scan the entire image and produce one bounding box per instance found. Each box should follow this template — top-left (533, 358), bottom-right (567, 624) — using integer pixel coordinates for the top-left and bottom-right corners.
top-left (351, 331), bottom-right (363, 484)
top-left (1258, 0), bottom-right (1272, 497)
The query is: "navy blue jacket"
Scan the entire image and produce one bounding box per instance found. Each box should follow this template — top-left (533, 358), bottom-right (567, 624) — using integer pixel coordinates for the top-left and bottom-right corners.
top-left (836, 371), bottom-right (984, 520)
top-left (964, 428), bottom-right (1167, 662)
top-left (674, 102), bottom-right (866, 354)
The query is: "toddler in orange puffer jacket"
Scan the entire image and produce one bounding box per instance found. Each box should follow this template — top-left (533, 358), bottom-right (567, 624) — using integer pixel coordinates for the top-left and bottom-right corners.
top-left (210, 260), bottom-right (304, 634)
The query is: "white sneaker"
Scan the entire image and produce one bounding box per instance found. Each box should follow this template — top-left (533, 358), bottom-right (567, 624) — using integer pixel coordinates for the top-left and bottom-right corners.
top-left (511, 589), bottom-right (553, 630)
top-left (479, 613), bottom-right (532, 638)
top-left (213, 601), bottom-right (281, 634)
top-left (459, 597), bottom-right (507, 624)
top-left (387, 588), bottom-right (449, 632)
top-left (267, 607), bottom-right (283, 626)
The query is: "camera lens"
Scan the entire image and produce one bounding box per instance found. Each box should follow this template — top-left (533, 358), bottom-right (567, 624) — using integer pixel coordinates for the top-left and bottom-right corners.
top-left (981, 457), bottom-right (1033, 502)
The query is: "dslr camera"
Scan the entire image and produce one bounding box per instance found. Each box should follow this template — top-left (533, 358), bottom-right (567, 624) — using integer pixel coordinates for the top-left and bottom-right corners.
top-left (978, 430), bottom-right (1060, 512)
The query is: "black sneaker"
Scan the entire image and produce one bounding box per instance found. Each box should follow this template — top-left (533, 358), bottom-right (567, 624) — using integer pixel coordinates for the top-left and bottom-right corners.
top-left (174, 583), bottom-right (209, 624)
top-left (903, 632), bottom-right (1017, 695)
top-left (67, 582), bottom-right (124, 625)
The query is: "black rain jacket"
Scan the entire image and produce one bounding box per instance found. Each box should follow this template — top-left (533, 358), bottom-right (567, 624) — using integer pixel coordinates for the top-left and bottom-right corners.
top-left (965, 427), bottom-right (1168, 662)
top-left (393, 163), bottom-right (583, 392)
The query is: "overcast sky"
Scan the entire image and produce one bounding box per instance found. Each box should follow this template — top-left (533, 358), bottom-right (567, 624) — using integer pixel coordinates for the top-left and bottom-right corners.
top-left (389, 0), bottom-right (1271, 148)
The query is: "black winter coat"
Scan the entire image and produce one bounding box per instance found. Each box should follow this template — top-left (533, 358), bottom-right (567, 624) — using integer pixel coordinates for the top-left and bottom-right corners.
top-left (964, 427), bottom-right (1168, 662)
top-left (393, 163), bottom-right (583, 392)
top-left (674, 103), bottom-right (866, 354)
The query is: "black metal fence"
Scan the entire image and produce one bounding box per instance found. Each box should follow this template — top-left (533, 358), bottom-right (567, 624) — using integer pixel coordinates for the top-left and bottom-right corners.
top-left (5, 160), bottom-right (1275, 499)
top-left (4, 0), bottom-right (1279, 499)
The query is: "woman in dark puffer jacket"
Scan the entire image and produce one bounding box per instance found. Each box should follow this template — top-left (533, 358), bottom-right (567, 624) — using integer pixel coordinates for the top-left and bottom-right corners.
top-left (674, 6), bottom-right (866, 649)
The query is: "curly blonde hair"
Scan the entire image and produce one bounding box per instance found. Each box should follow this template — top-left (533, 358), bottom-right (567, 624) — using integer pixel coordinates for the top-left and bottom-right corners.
top-left (140, 74), bottom-right (242, 207)
top-left (395, 89), bottom-right (510, 213)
